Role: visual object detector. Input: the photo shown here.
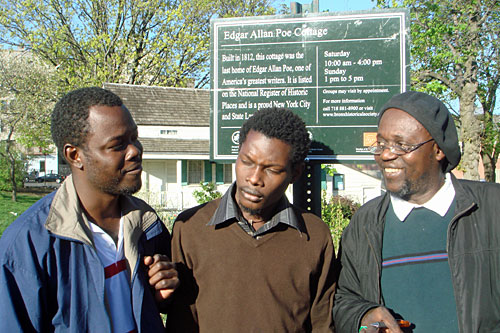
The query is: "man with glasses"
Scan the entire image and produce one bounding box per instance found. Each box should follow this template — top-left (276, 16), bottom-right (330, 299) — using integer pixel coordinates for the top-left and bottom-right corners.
top-left (333, 91), bottom-right (500, 332)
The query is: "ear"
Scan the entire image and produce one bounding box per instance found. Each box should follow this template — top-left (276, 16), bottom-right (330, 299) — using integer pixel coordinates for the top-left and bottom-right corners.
top-left (434, 144), bottom-right (446, 163)
top-left (64, 144), bottom-right (84, 170)
top-left (290, 162), bottom-right (304, 184)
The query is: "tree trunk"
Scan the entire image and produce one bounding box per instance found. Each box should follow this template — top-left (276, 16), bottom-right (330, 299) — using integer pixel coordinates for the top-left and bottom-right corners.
top-left (460, 83), bottom-right (481, 180)
top-left (480, 151), bottom-right (497, 182)
top-left (10, 156), bottom-right (17, 202)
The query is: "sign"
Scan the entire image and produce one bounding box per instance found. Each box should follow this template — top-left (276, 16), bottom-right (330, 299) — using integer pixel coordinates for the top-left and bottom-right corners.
top-left (210, 9), bottom-right (409, 161)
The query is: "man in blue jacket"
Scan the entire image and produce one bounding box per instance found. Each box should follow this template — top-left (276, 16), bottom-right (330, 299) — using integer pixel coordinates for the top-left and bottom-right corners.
top-left (333, 91), bottom-right (500, 332)
top-left (0, 87), bottom-right (179, 331)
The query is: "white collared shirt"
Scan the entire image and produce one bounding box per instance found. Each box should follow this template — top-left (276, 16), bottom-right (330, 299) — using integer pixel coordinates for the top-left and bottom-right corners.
top-left (89, 217), bottom-right (136, 332)
top-left (390, 173), bottom-right (455, 222)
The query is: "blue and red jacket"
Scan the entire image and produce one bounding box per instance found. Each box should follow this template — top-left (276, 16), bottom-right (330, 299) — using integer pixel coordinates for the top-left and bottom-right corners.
top-left (0, 175), bottom-right (170, 332)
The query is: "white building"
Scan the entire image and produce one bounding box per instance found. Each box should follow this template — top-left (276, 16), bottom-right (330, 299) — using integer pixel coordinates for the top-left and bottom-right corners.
top-left (323, 164), bottom-right (382, 205)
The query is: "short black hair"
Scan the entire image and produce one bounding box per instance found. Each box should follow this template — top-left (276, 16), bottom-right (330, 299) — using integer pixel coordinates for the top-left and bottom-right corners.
top-left (51, 87), bottom-right (123, 160)
top-left (239, 107), bottom-right (311, 167)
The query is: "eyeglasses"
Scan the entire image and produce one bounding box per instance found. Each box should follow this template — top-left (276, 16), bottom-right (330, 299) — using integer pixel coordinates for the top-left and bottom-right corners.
top-left (369, 138), bottom-right (434, 155)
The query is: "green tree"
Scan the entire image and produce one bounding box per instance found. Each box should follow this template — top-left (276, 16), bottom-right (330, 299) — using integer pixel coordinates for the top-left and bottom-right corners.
top-left (379, 0), bottom-right (500, 180)
top-left (192, 182), bottom-right (222, 204)
top-left (0, 0), bottom-right (275, 90)
top-left (0, 50), bottom-right (58, 201)
top-left (0, 147), bottom-right (26, 192)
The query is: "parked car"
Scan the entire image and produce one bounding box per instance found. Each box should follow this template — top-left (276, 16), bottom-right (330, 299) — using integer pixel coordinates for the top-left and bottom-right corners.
top-left (24, 171), bottom-right (39, 183)
top-left (35, 173), bottom-right (65, 183)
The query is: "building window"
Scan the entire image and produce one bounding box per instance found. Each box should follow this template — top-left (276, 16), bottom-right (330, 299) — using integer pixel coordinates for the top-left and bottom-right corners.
top-left (333, 174), bottom-right (345, 190)
top-left (223, 164), bottom-right (233, 183)
top-left (160, 129), bottom-right (178, 136)
top-left (39, 160), bottom-right (46, 174)
top-left (188, 160), bottom-right (203, 184)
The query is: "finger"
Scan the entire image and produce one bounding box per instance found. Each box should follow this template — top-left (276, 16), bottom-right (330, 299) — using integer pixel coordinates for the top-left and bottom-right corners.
top-left (150, 253), bottom-right (164, 265)
top-left (384, 320), bottom-right (403, 333)
top-left (149, 267), bottom-right (178, 286)
top-left (143, 255), bottom-right (153, 266)
top-left (152, 275), bottom-right (180, 291)
top-left (157, 288), bottom-right (175, 300)
top-left (361, 307), bottom-right (403, 333)
top-left (147, 259), bottom-right (175, 277)
top-left (145, 253), bottom-right (167, 267)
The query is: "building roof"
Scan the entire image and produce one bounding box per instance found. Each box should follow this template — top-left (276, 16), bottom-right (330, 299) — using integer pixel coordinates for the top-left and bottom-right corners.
top-left (103, 83), bottom-right (210, 126)
top-left (140, 138), bottom-right (209, 154)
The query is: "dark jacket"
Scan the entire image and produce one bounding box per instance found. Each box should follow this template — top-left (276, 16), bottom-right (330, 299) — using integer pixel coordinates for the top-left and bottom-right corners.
top-left (0, 175), bottom-right (170, 332)
top-left (333, 175), bottom-right (500, 333)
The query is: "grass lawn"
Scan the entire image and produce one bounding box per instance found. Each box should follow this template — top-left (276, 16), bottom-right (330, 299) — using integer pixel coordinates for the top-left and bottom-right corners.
top-left (0, 191), bottom-right (45, 237)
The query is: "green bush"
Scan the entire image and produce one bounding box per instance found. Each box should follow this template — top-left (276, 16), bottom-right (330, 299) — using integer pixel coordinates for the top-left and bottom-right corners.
top-left (156, 210), bottom-right (178, 232)
top-left (192, 182), bottom-right (222, 204)
top-left (321, 192), bottom-right (360, 253)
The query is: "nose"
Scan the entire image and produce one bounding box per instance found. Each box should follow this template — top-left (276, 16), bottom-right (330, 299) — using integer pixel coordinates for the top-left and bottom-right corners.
top-left (378, 145), bottom-right (398, 161)
top-left (126, 139), bottom-right (143, 160)
top-left (246, 167), bottom-right (264, 186)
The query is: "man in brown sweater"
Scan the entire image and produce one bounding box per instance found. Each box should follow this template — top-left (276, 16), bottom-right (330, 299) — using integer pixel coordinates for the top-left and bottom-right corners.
top-left (166, 107), bottom-right (336, 332)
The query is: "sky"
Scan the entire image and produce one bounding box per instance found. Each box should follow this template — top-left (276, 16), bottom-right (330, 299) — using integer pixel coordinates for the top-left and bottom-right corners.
top-left (276, 0), bottom-right (378, 12)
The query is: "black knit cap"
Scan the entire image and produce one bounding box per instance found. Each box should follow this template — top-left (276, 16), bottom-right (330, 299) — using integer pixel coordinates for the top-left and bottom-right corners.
top-left (379, 91), bottom-right (461, 172)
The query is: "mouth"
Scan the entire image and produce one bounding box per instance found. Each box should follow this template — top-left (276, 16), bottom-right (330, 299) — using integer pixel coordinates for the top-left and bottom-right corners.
top-left (382, 167), bottom-right (404, 179)
top-left (240, 187), bottom-right (263, 203)
top-left (124, 164), bottom-right (142, 175)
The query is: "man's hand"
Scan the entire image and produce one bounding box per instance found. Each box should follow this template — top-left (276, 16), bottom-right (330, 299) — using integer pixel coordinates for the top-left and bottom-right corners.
top-left (360, 307), bottom-right (403, 333)
top-left (144, 254), bottom-right (179, 302)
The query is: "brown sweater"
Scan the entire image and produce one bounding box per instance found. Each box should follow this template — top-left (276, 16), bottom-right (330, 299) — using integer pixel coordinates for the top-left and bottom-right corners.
top-left (166, 198), bottom-right (336, 332)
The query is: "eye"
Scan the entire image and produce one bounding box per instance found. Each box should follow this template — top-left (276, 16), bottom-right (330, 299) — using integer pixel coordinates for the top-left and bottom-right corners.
top-left (111, 141), bottom-right (127, 151)
top-left (239, 158), bottom-right (252, 166)
top-left (267, 167), bottom-right (283, 175)
top-left (395, 143), bottom-right (412, 152)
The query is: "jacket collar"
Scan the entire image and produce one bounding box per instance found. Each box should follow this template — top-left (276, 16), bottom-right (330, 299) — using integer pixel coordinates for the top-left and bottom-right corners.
top-left (449, 173), bottom-right (476, 214)
top-left (45, 174), bottom-right (159, 280)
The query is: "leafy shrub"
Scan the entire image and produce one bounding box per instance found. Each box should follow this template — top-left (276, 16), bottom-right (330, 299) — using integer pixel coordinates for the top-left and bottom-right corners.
top-left (156, 210), bottom-right (178, 232)
top-left (321, 192), bottom-right (360, 253)
top-left (193, 182), bottom-right (222, 204)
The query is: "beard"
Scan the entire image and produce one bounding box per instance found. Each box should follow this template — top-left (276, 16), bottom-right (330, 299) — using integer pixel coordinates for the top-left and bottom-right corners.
top-left (390, 180), bottom-right (413, 201)
top-left (99, 176), bottom-right (142, 196)
top-left (238, 202), bottom-right (263, 217)
top-left (85, 154), bottom-right (142, 196)
top-left (387, 169), bottom-right (431, 202)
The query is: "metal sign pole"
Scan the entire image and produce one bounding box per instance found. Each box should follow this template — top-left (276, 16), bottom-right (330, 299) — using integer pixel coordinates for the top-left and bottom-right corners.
top-left (293, 161), bottom-right (322, 217)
